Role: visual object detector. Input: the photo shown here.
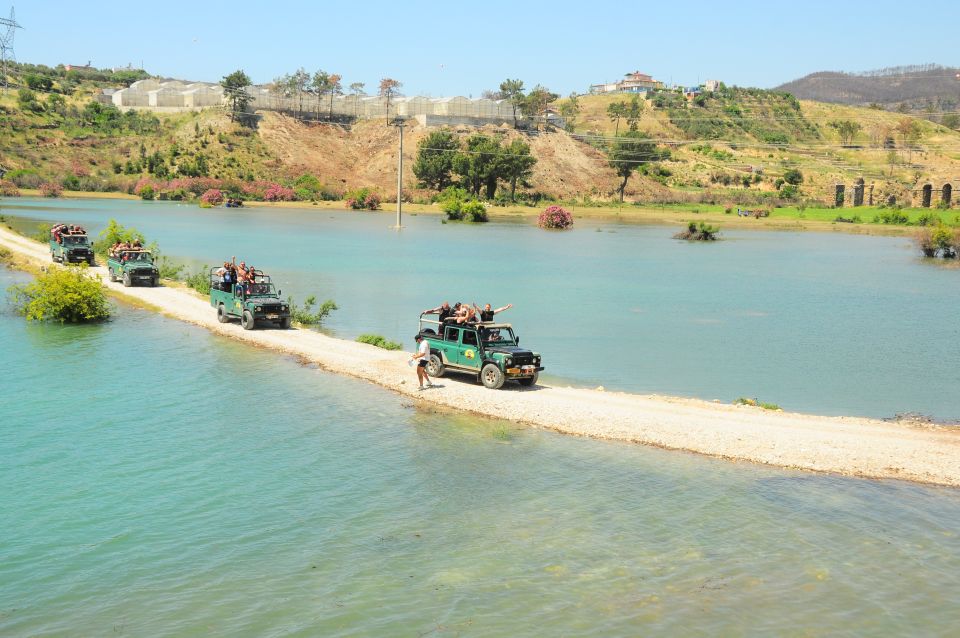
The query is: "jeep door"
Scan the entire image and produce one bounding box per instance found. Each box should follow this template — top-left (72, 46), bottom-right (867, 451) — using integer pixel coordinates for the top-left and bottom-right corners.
top-left (457, 328), bottom-right (482, 369)
top-left (441, 326), bottom-right (461, 366)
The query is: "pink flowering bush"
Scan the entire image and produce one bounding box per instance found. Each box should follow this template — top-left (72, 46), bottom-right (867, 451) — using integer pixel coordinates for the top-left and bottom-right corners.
top-left (345, 187), bottom-right (381, 210)
top-left (39, 182), bottom-right (63, 198)
top-left (133, 177), bottom-right (161, 197)
top-left (538, 205), bottom-right (573, 230)
top-left (263, 184), bottom-right (295, 202)
top-left (200, 189), bottom-right (225, 207)
top-left (0, 179), bottom-right (21, 197)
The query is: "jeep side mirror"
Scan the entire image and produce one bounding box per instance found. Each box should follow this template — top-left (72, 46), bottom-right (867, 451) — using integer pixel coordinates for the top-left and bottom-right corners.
top-left (278, 289), bottom-right (281, 295)
top-left (516, 337), bottom-right (520, 345)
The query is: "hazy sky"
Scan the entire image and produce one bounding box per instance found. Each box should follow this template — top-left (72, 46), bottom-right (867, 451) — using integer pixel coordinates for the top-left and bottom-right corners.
top-left (11, 0), bottom-right (959, 95)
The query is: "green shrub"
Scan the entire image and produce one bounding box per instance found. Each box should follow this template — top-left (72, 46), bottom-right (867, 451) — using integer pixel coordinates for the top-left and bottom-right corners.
top-left (916, 212), bottom-right (940, 226)
top-left (460, 200), bottom-right (488, 222)
top-left (139, 185), bottom-right (156, 200)
top-left (873, 211), bottom-right (910, 225)
top-left (93, 219), bottom-right (144, 256)
top-left (288, 295), bottom-right (337, 325)
top-left (778, 184), bottom-right (799, 200)
top-left (185, 266), bottom-right (211, 294)
top-left (345, 187), bottom-right (380, 210)
top-left (356, 333), bottom-right (403, 350)
top-left (8, 266), bottom-right (110, 323)
top-left (674, 221), bottom-right (720, 241)
top-left (155, 256), bottom-right (184, 280)
top-left (32, 222), bottom-right (52, 243)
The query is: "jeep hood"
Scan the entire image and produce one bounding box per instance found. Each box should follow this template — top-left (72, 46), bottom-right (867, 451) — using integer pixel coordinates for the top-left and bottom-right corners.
top-left (486, 346), bottom-right (534, 357)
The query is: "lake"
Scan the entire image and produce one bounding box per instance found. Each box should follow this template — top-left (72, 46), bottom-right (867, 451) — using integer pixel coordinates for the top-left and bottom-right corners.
top-left (3, 197), bottom-right (958, 419)
top-left (3, 265), bottom-right (960, 636)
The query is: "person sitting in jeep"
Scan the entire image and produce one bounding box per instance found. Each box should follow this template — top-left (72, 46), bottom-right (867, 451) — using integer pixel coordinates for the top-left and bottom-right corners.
top-left (475, 303), bottom-right (513, 322)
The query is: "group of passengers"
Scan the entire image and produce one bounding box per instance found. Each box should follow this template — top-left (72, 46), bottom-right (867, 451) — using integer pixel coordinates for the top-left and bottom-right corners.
top-left (50, 223), bottom-right (87, 243)
top-left (108, 239), bottom-right (144, 258)
top-left (214, 258), bottom-right (264, 294)
top-left (422, 301), bottom-right (513, 327)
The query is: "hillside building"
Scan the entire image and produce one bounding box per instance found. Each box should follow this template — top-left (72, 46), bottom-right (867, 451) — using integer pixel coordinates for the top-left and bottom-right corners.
top-left (590, 71), bottom-right (663, 94)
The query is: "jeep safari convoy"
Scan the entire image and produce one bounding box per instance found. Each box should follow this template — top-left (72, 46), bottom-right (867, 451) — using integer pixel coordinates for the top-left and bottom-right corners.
top-left (107, 249), bottom-right (159, 287)
top-left (209, 268), bottom-right (291, 330)
top-left (418, 314), bottom-right (543, 389)
top-left (49, 226), bottom-right (95, 265)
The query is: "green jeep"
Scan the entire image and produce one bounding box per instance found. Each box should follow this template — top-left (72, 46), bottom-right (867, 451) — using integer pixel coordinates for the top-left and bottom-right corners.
top-left (419, 315), bottom-right (543, 389)
top-left (49, 230), bottom-right (95, 265)
top-left (107, 249), bottom-right (159, 287)
top-left (209, 268), bottom-right (291, 330)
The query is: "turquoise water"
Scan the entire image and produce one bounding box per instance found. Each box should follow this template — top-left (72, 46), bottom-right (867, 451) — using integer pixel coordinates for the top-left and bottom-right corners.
top-left (3, 197), bottom-right (959, 420)
top-left (3, 266), bottom-right (960, 635)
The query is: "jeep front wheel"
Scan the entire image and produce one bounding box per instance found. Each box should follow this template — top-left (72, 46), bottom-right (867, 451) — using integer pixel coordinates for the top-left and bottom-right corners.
top-left (480, 363), bottom-right (505, 390)
top-left (122, 272), bottom-right (131, 287)
top-left (280, 316), bottom-right (292, 329)
top-left (518, 372), bottom-right (538, 387)
top-left (217, 304), bottom-right (229, 323)
top-left (241, 309), bottom-right (255, 330)
top-left (426, 354), bottom-right (445, 378)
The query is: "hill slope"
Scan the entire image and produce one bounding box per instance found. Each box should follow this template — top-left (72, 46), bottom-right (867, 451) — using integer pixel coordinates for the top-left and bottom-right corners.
top-left (775, 64), bottom-right (960, 109)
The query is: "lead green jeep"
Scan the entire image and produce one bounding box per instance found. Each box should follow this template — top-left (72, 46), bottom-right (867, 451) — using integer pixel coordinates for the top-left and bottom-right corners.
top-left (49, 231), bottom-right (95, 265)
top-left (107, 249), bottom-right (159, 287)
top-left (419, 315), bottom-right (543, 389)
top-left (209, 268), bottom-right (291, 330)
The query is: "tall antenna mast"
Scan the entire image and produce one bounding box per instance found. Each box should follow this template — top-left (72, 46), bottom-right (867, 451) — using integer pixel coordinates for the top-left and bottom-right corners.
top-left (0, 6), bottom-right (24, 92)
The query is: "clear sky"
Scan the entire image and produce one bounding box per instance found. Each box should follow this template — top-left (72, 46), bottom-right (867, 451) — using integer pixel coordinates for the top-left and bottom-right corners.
top-left (10, 0), bottom-right (958, 95)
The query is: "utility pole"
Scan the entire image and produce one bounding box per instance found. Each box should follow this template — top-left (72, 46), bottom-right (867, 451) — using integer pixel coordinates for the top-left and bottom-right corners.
top-left (392, 117), bottom-right (405, 229)
top-left (0, 7), bottom-right (24, 93)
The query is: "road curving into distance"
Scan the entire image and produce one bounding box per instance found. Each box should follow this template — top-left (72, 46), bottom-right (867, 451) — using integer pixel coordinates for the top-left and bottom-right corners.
top-left (3, 225), bottom-right (959, 487)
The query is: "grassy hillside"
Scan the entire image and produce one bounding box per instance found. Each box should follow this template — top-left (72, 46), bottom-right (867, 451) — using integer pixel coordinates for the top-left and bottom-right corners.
top-left (3, 78), bottom-right (960, 214)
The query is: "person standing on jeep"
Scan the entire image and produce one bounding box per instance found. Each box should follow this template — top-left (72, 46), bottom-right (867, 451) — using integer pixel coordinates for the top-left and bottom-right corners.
top-left (422, 301), bottom-right (453, 332)
top-left (475, 303), bottom-right (513, 322)
top-left (411, 334), bottom-right (434, 390)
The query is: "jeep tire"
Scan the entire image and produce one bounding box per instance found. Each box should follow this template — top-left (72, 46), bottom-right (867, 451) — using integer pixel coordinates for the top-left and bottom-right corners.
top-left (241, 309), bottom-right (255, 330)
top-left (481, 363), bottom-right (505, 390)
top-left (280, 316), bottom-right (292, 329)
top-left (518, 372), bottom-right (538, 387)
top-left (122, 272), bottom-right (131, 287)
top-left (426, 354), bottom-right (445, 378)
top-left (217, 304), bottom-right (229, 323)
top-left (150, 276), bottom-right (158, 287)
top-left (87, 257), bottom-right (95, 266)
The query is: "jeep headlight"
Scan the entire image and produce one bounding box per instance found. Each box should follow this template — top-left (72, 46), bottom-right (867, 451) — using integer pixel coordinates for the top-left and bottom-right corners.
top-left (255, 305), bottom-right (262, 311)
top-left (281, 305), bottom-right (288, 311)
top-left (505, 357), bottom-right (512, 365)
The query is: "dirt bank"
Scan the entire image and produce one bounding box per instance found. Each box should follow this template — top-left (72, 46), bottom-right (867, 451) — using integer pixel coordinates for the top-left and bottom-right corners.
top-left (3, 225), bottom-right (958, 487)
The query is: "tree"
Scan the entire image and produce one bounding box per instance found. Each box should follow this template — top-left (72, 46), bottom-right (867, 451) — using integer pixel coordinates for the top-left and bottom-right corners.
top-left (942, 113), bottom-right (960, 130)
top-left (413, 130), bottom-right (460, 190)
top-left (896, 117), bottom-right (922, 161)
top-left (782, 168), bottom-right (803, 186)
top-left (829, 119), bottom-right (862, 146)
top-left (349, 82), bottom-right (365, 95)
top-left (607, 101), bottom-right (627, 137)
top-left (312, 70), bottom-right (343, 120)
top-left (523, 85), bottom-right (558, 129)
top-left (559, 92), bottom-right (580, 131)
top-left (607, 132), bottom-right (665, 202)
top-left (291, 68), bottom-right (311, 118)
top-left (499, 138), bottom-right (537, 201)
top-left (379, 78), bottom-right (402, 119)
top-left (626, 95), bottom-right (644, 132)
top-left (499, 78), bottom-right (525, 128)
top-left (24, 74), bottom-right (53, 91)
top-left (221, 70), bottom-right (253, 124)
top-left (453, 134), bottom-right (503, 199)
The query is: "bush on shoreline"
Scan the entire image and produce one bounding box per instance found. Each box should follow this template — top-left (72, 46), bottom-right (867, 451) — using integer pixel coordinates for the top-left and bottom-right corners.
top-left (916, 224), bottom-right (959, 259)
top-left (345, 187), bottom-right (381, 210)
top-left (356, 334), bottom-right (403, 350)
top-left (8, 266), bottom-right (110, 323)
top-left (288, 295), bottom-right (337, 325)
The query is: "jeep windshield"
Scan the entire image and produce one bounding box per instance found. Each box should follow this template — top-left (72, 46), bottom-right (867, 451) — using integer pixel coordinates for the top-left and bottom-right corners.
top-left (123, 252), bottom-right (152, 262)
top-left (245, 283), bottom-right (278, 297)
top-left (480, 327), bottom-right (517, 346)
top-left (63, 236), bottom-right (88, 245)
